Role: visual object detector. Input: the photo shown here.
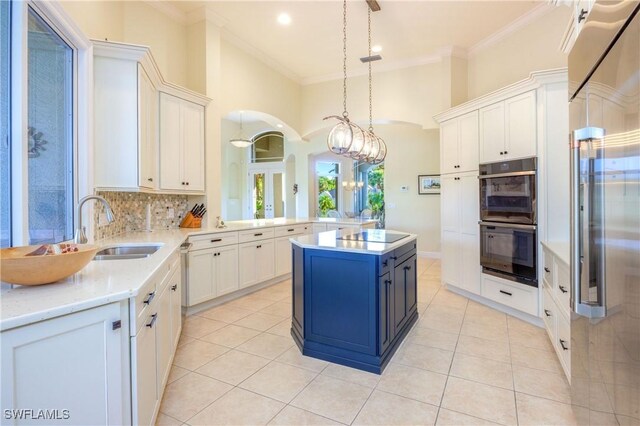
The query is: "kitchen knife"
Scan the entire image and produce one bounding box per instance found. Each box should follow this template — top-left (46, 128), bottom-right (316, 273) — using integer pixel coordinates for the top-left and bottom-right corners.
top-left (199, 208), bottom-right (207, 218)
top-left (194, 204), bottom-right (204, 217)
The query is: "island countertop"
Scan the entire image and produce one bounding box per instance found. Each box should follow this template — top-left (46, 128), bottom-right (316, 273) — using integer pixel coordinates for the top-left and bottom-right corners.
top-left (291, 229), bottom-right (417, 255)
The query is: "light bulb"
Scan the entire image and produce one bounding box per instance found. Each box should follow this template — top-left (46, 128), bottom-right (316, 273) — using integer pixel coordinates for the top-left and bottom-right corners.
top-left (327, 119), bottom-right (353, 154)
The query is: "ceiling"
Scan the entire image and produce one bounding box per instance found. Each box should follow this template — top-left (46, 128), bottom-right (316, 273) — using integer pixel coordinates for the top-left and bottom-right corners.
top-left (159, 0), bottom-right (547, 84)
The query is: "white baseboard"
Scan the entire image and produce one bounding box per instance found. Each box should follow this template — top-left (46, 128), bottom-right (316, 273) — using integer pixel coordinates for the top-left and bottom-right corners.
top-left (418, 251), bottom-right (441, 259)
top-left (445, 284), bottom-right (544, 328)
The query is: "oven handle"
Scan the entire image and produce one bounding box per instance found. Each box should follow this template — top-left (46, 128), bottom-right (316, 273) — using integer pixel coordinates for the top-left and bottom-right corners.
top-left (479, 221), bottom-right (536, 230)
top-left (478, 171), bottom-right (536, 179)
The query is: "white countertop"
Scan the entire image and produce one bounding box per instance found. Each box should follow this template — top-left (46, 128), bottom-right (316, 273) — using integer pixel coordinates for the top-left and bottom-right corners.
top-left (291, 229), bottom-right (417, 255)
top-left (0, 217), bottom-right (377, 331)
top-left (541, 240), bottom-right (570, 266)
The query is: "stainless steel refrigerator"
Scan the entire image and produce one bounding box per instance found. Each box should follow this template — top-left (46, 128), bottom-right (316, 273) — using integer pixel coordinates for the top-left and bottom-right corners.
top-left (569, 1), bottom-right (640, 424)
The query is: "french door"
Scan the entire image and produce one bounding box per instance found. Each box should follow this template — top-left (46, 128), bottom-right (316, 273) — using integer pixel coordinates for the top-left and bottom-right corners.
top-left (249, 168), bottom-right (285, 219)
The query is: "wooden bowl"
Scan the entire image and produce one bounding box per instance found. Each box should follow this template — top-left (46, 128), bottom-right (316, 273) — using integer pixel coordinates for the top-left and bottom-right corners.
top-left (0, 244), bottom-right (100, 285)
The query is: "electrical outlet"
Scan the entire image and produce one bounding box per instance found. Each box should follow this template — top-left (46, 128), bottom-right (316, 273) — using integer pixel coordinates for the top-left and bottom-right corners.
top-left (99, 213), bottom-right (109, 226)
top-left (166, 208), bottom-right (175, 219)
top-left (400, 185), bottom-right (409, 192)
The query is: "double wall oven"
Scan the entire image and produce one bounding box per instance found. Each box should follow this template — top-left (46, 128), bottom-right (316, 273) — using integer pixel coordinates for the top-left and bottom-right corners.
top-left (479, 158), bottom-right (537, 286)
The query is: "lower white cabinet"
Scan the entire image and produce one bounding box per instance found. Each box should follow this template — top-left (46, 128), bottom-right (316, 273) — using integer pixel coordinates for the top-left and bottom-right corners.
top-left (275, 236), bottom-right (293, 276)
top-left (186, 244), bottom-right (239, 306)
top-left (132, 310), bottom-right (158, 426)
top-left (480, 274), bottom-right (538, 316)
top-left (239, 240), bottom-right (275, 289)
top-left (1, 302), bottom-right (128, 425)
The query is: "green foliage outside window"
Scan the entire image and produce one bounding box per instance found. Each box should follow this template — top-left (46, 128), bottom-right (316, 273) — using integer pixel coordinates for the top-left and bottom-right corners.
top-left (367, 164), bottom-right (384, 215)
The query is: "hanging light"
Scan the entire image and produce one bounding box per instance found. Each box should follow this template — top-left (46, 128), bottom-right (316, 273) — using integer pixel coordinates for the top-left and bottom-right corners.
top-left (363, 5), bottom-right (386, 164)
top-left (230, 111), bottom-right (253, 148)
top-left (325, 0), bottom-right (359, 155)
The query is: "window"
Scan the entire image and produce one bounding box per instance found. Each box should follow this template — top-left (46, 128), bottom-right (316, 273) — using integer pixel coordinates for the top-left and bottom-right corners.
top-left (316, 162), bottom-right (340, 216)
top-left (355, 163), bottom-right (384, 220)
top-left (0, 1), bottom-right (9, 247)
top-left (251, 132), bottom-right (284, 163)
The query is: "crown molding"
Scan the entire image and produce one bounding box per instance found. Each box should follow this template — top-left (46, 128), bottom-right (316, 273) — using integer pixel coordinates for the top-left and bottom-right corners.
top-left (468, 3), bottom-right (558, 57)
top-left (142, 0), bottom-right (188, 25)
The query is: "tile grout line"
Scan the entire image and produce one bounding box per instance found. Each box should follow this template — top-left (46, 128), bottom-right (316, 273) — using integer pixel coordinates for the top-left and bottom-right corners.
top-left (507, 316), bottom-right (520, 426)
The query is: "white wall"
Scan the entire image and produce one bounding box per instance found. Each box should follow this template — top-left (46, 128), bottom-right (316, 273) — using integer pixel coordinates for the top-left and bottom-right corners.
top-left (467, 6), bottom-right (571, 99)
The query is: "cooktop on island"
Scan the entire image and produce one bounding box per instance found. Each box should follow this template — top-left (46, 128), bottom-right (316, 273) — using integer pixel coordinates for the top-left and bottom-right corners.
top-left (337, 230), bottom-right (409, 244)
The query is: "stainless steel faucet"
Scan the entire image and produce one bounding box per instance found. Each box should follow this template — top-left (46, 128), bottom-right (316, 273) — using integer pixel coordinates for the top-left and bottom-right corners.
top-left (74, 195), bottom-right (116, 244)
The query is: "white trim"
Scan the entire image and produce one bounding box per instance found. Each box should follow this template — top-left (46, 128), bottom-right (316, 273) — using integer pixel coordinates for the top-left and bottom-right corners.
top-left (417, 251), bottom-right (440, 259)
top-left (446, 284), bottom-right (545, 328)
top-left (468, 3), bottom-right (558, 57)
top-left (142, 0), bottom-right (188, 25)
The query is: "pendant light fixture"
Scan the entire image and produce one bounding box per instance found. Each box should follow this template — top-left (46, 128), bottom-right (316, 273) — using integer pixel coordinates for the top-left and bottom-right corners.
top-left (324, 0), bottom-right (359, 155)
top-left (230, 111), bottom-right (253, 148)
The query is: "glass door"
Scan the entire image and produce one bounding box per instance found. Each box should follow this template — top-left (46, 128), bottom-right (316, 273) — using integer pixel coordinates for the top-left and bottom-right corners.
top-left (249, 169), bottom-right (285, 219)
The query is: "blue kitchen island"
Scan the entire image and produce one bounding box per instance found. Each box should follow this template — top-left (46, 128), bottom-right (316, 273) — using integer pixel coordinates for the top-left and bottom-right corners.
top-left (290, 229), bottom-right (418, 374)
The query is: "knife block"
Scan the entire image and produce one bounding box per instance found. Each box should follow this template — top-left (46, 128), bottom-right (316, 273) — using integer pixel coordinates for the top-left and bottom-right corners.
top-left (180, 212), bottom-right (202, 228)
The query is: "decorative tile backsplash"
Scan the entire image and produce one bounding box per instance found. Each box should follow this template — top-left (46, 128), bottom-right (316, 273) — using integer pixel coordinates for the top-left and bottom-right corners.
top-left (93, 191), bottom-right (190, 241)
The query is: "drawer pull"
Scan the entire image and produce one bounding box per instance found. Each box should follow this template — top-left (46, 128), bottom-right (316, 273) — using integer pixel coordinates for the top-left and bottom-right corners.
top-left (544, 309), bottom-right (552, 317)
top-left (143, 291), bottom-right (156, 305)
top-left (171, 284), bottom-right (178, 291)
top-left (559, 285), bottom-right (568, 294)
top-left (211, 238), bottom-right (222, 243)
top-left (544, 267), bottom-right (550, 273)
top-left (254, 233), bottom-right (263, 236)
top-left (112, 320), bottom-right (121, 330)
top-left (382, 260), bottom-right (388, 267)
top-left (404, 265), bottom-right (411, 271)
top-left (385, 280), bottom-right (392, 286)
top-left (287, 228), bottom-right (295, 232)
top-left (559, 339), bottom-right (569, 351)
top-left (391, 256), bottom-right (398, 261)
top-left (499, 290), bottom-right (512, 296)
top-left (257, 245), bottom-right (262, 249)
top-left (146, 314), bottom-right (158, 328)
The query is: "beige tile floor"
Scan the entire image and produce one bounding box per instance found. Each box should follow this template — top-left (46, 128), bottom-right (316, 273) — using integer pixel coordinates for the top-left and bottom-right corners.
top-left (158, 258), bottom-right (582, 426)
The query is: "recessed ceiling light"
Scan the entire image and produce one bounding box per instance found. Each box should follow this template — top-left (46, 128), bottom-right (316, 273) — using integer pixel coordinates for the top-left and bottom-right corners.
top-left (277, 13), bottom-right (291, 25)
top-left (372, 45), bottom-right (382, 53)
top-left (276, 123), bottom-right (284, 128)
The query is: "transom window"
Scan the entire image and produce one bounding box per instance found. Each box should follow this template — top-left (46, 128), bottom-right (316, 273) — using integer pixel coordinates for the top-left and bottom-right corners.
top-left (251, 131), bottom-right (284, 163)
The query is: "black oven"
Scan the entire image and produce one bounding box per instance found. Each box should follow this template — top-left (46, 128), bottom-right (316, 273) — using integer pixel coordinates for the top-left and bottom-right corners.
top-left (479, 158), bottom-right (537, 225)
top-left (480, 221), bottom-right (537, 286)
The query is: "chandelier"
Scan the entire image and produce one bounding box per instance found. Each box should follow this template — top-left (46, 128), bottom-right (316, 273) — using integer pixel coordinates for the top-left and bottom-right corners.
top-left (324, 0), bottom-right (386, 165)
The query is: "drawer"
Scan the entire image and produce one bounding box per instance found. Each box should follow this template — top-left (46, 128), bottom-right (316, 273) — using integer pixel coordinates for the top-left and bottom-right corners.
top-left (132, 274), bottom-right (159, 335)
top-left (394, 241), bottom-right (417, 260)
top-left (542, 287), bottom-right (557, 340)
top-left (239, 227), bottom-right (275, 243)
top-left (157, 249), bottom-right (180, 293)
top-left (189, 231), bottom-right (238, 250)
top-left (274, 224), bottom-right (310, 238)
top-left (557, 310), bottom-right (571, 374)
top-left (554, 259), bottom-right (570, 317)
top-left (542, 247), bottom-right (554, 290)
top-left (481, 275), bottom-right (538, 316)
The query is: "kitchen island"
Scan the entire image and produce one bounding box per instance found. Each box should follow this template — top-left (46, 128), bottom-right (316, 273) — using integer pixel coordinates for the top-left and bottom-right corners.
top-left (290, 229), bottom-right (418, 374)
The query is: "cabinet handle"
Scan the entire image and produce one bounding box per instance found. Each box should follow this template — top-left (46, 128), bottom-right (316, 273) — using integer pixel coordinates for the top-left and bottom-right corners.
top-left (499, 290), bottom-right (512, 296)
top-left (257, 245), bottom-right (262, 249)
top-left (404, 265), bottom-right (411, 271)
top-left (287, 228), bottom-right (295, 232)
top-left (559, 339), bottom-right (569, 351)
top-left (146, 313), bottom-right (158, 328)
top-left (544, 267), bottom-right (550, 273)
top-left (171, 284), bottom-right (178, 291)
top-left (143, 291), bottom-right (156, 305)
top-left (254, 233), bottom-right (263, 236)
top-left (385, 279), bottom-right (392, 286)
top-left (578, 8), bottom-right (587, 23)
top-left (544, 309), bottom-right (552, 317)
top-left (559, 285), bottom-right (568, 294)
top-left (382, 260), bottom-right (388, 267)
top-left (147, 177), bottom-right (153, 182)
top-left (391, 256), bottom-right (397, 260)
top-left (112, 320), bottom-right (122, 330)
top-left (211, 238), bottom-right (222, 243)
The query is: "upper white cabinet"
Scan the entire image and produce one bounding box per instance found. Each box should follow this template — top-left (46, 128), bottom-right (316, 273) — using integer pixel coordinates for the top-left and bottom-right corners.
top-left (441, 111), bottom-right (479, 174)
top-left (94, 50), bottom-right (158, 191)
top-left (480, 91), bottom-right (536, 164)
top-left (159, 93), bottom-right (206, 193)
top-left (1, 302), bottom-right (128, 425)
top-left (93, 41), bottom-right (210, 194)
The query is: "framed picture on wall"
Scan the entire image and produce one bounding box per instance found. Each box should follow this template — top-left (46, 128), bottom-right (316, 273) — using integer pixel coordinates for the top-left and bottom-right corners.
top-left (418, 175), bottom-right (441, 195)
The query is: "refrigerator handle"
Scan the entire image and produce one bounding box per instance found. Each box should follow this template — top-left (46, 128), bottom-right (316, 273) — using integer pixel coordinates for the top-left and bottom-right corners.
top-left (571, 127), bottom-right (607, 319)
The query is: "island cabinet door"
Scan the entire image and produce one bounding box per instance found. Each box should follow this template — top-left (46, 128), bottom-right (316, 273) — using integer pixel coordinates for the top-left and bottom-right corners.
top-left (292, 245), bottom-right (304, 338)
top-left (378, 271), bottom-right (394, 355)
top-left (393, 255), bottom-right (417, 335)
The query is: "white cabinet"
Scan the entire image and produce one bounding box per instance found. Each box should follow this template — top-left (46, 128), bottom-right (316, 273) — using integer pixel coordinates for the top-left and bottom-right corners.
top-left (1, 302), bottom-right (128, 425)
top-left (440, 172), bottom-right (480, 294)
top-left (159, 93), bottom-right (205, 193)
top-left (480, 91), bottom-right (536, 163)
top-left (168, 268), bottom-right (182, 349)
top-left (132, 310), bottom-right (158, 426)
top-left (239, 240), bottom-right (275, 289)
top-left (480, 274), bottom-right (538, 316)
top-left (275, 236), bottom-right (292, 276)
top-left (440, 111), bottom-right (479, 174)
top-left (186, 244), bottom-right (239, 306)
top-left (94, 52), bottom-right (158, 191)
top-left (156, 283), bottom-right (172, 391)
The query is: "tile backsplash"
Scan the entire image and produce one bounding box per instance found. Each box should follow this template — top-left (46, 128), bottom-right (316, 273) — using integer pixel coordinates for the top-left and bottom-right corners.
top-left (93, 191), bottom-right (190, 241)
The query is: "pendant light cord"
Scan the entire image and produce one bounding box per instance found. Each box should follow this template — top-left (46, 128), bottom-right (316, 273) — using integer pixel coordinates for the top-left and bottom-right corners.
top-left (368, 7), bottom-right (373, 132)
top-left (342, 0), bottom-right (348, 119)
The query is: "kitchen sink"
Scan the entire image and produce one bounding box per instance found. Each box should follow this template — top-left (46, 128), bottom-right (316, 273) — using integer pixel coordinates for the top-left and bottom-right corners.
top-left (93, 244), bottom-right (163, 261)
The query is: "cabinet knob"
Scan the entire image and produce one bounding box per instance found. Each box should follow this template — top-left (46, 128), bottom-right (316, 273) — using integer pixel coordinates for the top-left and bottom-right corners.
top-left (503, 151), bottom-right (508, 155)
top-left (257, 245), bottom-right (262, 249)
top-left (499, 151), bottom-right (504, 155)
top-left (186, 182), bottom-right (189, 186)
top-left (182, 182), bottom-right (185, 185)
